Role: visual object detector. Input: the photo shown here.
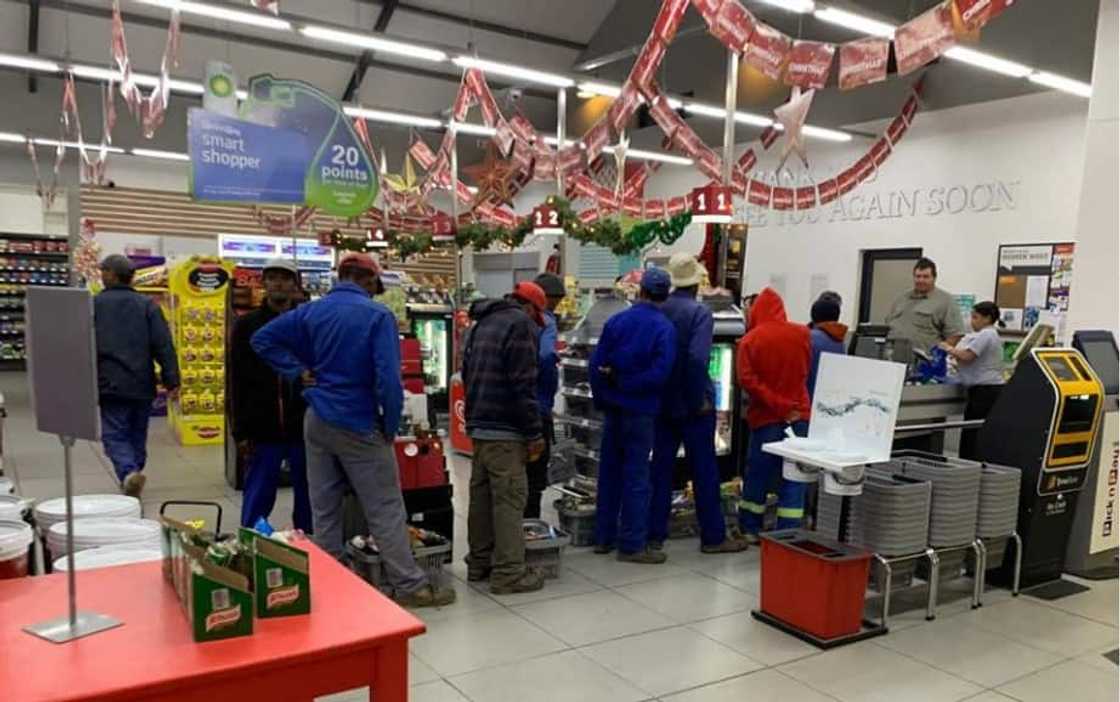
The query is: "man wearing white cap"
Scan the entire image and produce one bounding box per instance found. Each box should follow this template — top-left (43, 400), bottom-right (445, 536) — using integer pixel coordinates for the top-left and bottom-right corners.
top-left (229, 258), bottom-right (310, 533)
top-left (647, 253), bottom-right (748, 554)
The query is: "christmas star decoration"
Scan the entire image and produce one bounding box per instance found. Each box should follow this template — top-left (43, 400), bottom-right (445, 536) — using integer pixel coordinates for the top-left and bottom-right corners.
top-left (613, 132), bottom-right (630, 198)
top-left (463, 143), bottom-right (518, 209)
top-left (383, 152), bottom-right (421, 196)
top-left (773, 85), bottom-right (815, 172)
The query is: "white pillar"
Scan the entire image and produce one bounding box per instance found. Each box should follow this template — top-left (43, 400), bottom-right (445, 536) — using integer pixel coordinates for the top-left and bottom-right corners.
top-left (1066, 0), bottom-right (1119, 339)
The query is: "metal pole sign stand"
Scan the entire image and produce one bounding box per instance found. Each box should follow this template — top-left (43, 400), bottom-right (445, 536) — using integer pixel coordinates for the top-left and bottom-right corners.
top-left (22, 286), bottom-right (122, 643)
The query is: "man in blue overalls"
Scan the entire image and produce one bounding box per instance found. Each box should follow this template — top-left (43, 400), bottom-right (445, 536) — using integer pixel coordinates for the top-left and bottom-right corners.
top-left (648, 254), bottom-right (748, 554)
top-left (590, 268), bottom-right (676, 564)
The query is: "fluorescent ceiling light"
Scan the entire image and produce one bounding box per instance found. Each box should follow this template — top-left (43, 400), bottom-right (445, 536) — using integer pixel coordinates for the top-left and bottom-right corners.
top-left (813, 7), bottom-right (895, 37)
top-left (0, 132), bottom-right (26, 143)
top-left (577, 81), bottom-right (621, 98)
top-left (755, 0), bottom-right (815, 13)
top-left (131, 148), bottom-right (190, 161)
top-left (542, 135), bottom-right (578, 147)
top-left (576, 91), bottom-right (594, 99)
top-left (343, 106), bottom-right (443, 128)
top-left (0, 52), bottom-right (60, 72)
top-left (69, 63), bottom-right (205, 94)
top-left (299, 26), bottom-right (447, 63)
top-left (136, 0), bottom-right (292, 31)
top-left (685, 102), bottom-right (774, 127)
top-left (448, 121), bottom-right (497, 137)
top-left (801, 124), bottom-right (853, 142)
top-left (625, 148), bottom-right (692, 166)
top-left (944, 47), bottom-right (1032, 78)
top-left (32, 138), bottom-right (126, 153)
top-left (69, 65), bottom-right (124, 82)
top-left (452, 56), bottom-right (574, 88)
top-left (1029, 71), bottom-right (1092, 98)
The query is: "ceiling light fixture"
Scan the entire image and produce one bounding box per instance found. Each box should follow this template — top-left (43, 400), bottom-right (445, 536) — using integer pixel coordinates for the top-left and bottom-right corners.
top-left (0, 132), bottom-right (26, 143)
top-left (131, 148), bottom-right (190, 161)
top-left (448, 121), bottom-right (497, 137)
top-left (1028, 71), bottom-right (1092, 98)
top-left (136, 0), bottom-right (293, 31)
top-left (31, 138), bottom-right (126, 153)
top-left (452, 56), bottom-right (575, 88)
top-left (943, 47), bottom-right (1032, 78)
top-left (755, 0), bottom-right (816, 13)
top-left (801, 124), bottom-right (853, 142)
top-left (576, 81), bottom-right (622, 98)
top-left (685, 102), bottom-right (774, 127)
top-left (0, 52), bottom-right (60, 72)
top-left (812, 7), bottom-right (895, 37)
top-left (299, 26), bottom-right (447, 63)
top-left (343, 106), bottom-right (444, 128)
top-left (625, 148), bottom-right (693, 166)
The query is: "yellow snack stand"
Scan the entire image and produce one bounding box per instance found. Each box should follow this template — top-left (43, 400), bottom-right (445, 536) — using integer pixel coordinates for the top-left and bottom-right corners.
top-left (167, 256), bottom-right (234, 445)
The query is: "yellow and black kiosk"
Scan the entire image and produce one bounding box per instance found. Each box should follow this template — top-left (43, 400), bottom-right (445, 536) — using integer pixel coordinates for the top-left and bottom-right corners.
top-left (979, 348), bottom-right (1105, 591)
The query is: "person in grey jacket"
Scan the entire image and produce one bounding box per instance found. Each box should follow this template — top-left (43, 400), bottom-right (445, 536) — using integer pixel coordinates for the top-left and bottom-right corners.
top-left (94, 255), bottom-right (179, 497)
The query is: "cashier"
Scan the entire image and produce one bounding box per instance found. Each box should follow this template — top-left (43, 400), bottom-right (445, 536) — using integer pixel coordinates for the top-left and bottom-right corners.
top-left (885, 257), bottom-right (965, 353)
top-left (940, 301), bottom-right (1005, 460)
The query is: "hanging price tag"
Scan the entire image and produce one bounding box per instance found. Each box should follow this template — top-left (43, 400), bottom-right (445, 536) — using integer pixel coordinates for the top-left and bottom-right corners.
top-left (532, 204), bottom-right (564, 234)
top-left (431, 213), bottom-right (456, 241)
top-left (690, 185), bottom-right (733, 223)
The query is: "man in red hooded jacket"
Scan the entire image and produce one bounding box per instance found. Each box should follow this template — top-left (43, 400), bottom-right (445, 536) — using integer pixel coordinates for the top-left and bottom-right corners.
top-left (736, 288), bottom-right (812, 542)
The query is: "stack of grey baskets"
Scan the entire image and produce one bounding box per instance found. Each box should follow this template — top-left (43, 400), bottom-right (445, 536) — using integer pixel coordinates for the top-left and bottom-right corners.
top-left (976, 462), bottom-right (1021, 539)
top-left (894, 456), bottom-right (982, 548)
top-left (817, 471), bottom-right (932, 556)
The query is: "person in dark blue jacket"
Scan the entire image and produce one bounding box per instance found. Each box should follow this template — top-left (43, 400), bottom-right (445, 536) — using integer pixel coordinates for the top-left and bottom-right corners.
top-left (648, 254), bottom-right (748, 554)
top-left (807, 293), bottom-right (848, 400)
top-left (524, 272), bottom-right (565, 519)
top-left (590, 268), bottom-right (676, 564)
top-left (94, 255), bottom-right (179, 498)
top-left (252, 253), bottom-right (454, 608)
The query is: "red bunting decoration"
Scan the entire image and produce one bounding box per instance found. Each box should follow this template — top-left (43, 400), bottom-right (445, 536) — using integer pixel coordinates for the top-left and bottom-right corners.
top-left (786, 41), bottom-right (836, 90)
top-left (839, 38), bottom-right (890, 90)
top-left (744, 21), bottom-right (792, 81)
top-left (894, 4), bottom-right (957, 76)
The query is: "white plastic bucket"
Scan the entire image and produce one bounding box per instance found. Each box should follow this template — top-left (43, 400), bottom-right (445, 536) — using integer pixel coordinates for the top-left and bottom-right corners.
top-left (0, 494), bottom-right (31, 522)
top-left (54, 546), bottom-right (163, 572)
top-left (823, 467), bottom-right (865, 496)
top-left (0, 519), bottom-right (33, 579)
top-left (47, 518), bottom-right (161, 558)
top-left (782, 459), bottom-right (820, 483)
top-left (34, 494), bottom-right (141, 531)
top-left (0, 477), bottom-right (13, 495)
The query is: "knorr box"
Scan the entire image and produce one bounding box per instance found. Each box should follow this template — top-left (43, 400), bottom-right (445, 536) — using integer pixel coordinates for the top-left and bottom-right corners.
top-left (238, 527), bottom-right (312, 618)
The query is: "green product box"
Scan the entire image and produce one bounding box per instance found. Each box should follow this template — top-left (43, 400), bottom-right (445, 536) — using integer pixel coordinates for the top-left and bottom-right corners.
top-left (237, 527), bottom-right (312, 618)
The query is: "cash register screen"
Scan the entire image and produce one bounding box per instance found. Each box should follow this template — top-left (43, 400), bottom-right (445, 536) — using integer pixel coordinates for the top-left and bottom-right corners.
top-left (1045, 356), bottom-right (1078, 382)
top-left (1058, 394), bottom-right (1099, 434)
top-left (1079, 340), bottom-right (1119, 395)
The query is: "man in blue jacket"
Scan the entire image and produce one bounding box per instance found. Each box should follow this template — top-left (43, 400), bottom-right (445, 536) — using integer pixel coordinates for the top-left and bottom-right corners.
top-left (648, 254), bottom-right (748, 554)
top-left (524, 272), bottom-right (565, 519)
top-left (252, 253), bottom-right (454, 608)
top-left (94, 255), bottom-right (179, 498)
top-left (590, 268), bottom-right (676, 564)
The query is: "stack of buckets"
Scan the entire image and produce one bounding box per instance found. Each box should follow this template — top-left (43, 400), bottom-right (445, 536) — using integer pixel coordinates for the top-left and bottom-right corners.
top-left (0, 478), bottom-right (34, 579)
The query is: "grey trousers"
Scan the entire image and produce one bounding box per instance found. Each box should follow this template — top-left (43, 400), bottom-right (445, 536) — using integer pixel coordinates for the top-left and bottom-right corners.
top-left (304, 408), bottom-right (428, 596)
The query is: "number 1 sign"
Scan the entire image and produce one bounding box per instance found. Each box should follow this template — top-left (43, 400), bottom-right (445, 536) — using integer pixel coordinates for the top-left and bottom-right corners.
top-left (532, 204), bottom-right (565, 235)
top-left (690, 185), bottom-right (733, 223)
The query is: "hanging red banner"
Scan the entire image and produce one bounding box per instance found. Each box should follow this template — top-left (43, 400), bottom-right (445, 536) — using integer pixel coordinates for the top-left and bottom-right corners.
top-left (509, 114), bottom-right (537, 143)
top-left (953, 0), bottom-right (1016, 31)
top-left (558, 145), bottom-right (584, 175)
top-left (870, 137), bottom-right (892, 167)
top-left (817, 178), bottom-right (839, 205)
top-left (853, 154), bottom-right (875, 183)
top-left (608, 81), bottom-right (643, 133)
top-left (771, 187), bottom-right (794, 210)
top-left (646, 199), bottom-right (666, 219)
top-left (583, 119), bottom-right (611, 163)
top-left (836, 167), bottom-right (858, 195)
top-left (786, 40), bottom-right (836, 90)
top-left (901, 93), bottom-right (919, 124)
top-left (409, 138), bottom-right (436, 170)
top-left (886, 114), bottom-right (909, 145)
top-left (666, 196), bottom-right (689, 215)
top-left (737, 148), bottom-right (757, 173)
top-left (759, 126), bottom-right (779, 149)
top-left (747, 180), bottom-right (772, 208)
top-left (711, 1), bottom-right (755, 52)
top-left (692, 0), bottom-right (722, 24)
top-left (894, 3), bottom-right (956, 76)
top-left (630, 37), bottom-right (667, 92)
top-left (696, 150), bottom-right (723, 182)
top-left (493, 120), bottom-right (516, 157)
top-left (652, 0), bottom-right (691, 44)
top-left (744, 22), bottom-right (791, 81)
top-left (839, 38), bottom-right (889, 90)
top-left (649, 95), bottom-right (686, 140)
top-left (795, 186), bottom-right (817, 210)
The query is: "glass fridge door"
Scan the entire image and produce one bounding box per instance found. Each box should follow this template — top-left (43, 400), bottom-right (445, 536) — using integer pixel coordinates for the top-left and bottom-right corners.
top-left (709, 343), bottom-right (734, 456)
top-left (417, 317), bottom-right (450, 393)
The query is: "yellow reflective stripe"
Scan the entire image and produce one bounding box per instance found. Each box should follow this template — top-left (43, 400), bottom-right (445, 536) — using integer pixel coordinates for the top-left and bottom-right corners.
top-left (776, 507), bottom-right (804, 518)
top-left (739, 500), bottom-right (766, 514)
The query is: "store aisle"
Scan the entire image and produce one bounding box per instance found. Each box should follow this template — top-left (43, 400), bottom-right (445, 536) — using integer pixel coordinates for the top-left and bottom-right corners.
top-left (1, 374), bottom-right (1116, 702)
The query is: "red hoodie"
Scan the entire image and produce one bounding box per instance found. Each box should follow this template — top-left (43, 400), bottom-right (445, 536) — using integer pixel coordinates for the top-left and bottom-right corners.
top-left (736, 288), bottom-right (811, 429)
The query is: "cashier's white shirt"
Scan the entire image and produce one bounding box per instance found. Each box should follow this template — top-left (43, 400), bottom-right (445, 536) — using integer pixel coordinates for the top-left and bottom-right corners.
top-left (955, 326), bottom-right (1005, 387)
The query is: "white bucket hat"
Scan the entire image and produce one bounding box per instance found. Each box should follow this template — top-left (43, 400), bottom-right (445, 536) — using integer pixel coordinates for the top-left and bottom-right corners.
top-left (667, 252), bottom-right (705, 288)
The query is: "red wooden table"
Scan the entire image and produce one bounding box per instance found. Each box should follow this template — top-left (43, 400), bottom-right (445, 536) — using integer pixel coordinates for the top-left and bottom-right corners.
top-left (0, 540), bottom-right (425, 702)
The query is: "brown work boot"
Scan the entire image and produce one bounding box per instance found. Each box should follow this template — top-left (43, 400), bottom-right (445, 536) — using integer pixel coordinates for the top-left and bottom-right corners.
top-left (593, 543), bottom-right (614, 555)
top-left (743, 532), bottom-right (762, 546)
top-left (122, 471), bottom-right (146, 498)
top-left (490, 568), bottom-right (545, 595)
top-left (395, 585), bottom-right (457, 608)
top-left (647, 540), bottom-right (664, 551)
top-left (701, 537), bottom-right (749, 554)
top-left (463, 555), bottom-right (491, 582)
top-left (617, 548), bottom-right (667, 564)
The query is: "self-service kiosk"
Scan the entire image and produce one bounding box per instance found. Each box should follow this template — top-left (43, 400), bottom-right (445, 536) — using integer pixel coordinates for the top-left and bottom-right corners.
top-left (979, 348), bottom-right (1106, 589)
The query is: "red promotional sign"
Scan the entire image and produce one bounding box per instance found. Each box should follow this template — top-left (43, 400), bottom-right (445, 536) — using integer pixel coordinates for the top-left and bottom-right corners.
top-left (693, 0), bottom-right (721, 24)
top-left (696, 151), bottom-right (723, 182)
top-left (737, 148), bottom-right (758, 173)
top-left (578, 208), bottom-right (598, 225)
top-left (646, 199), bottom-right (666, 219)
top-left (744, 22), bottom-right (792, 81)
top-left (712, 1), bottom-right (755, 52)
top-left (954, 0), bottom-right (1015, 30)
top-left (759, 126), bottom-right (779, 149)
top-left (651, 0), bottom-right (690, 44)
top-left (853, 154), bottom-right (875, 183)
top-left (409, 138), bottom-right (436, 170)
top-left (509, 114), bottom-right (536, 143)
top-left (608, 82), bottom-right (643, 132)
top-left (786, 40), bottom-right (836, 90)
top-left (431, 213), bottom-right (456, 241)
top-left (817, 178), bottom-right (839, 205)
top-left (870, 137), bottom-right (892, 167)
top-left (666, 196), bottom-right (689, 216)
top-left (583, 119), bottom-right (611, 163)
top-left (894, 4), bottom-right (956, 76)
top-left (558, 145), bottom-right (584, 175)
top-left (795, 186), bottom-right (817, 210)
top-left (732, 168), bottom-right (748, 195)
top-left (649, 95), bottom-right (687, 140)
top-left (532, 204), bottom-right (563, 233)
top-left (886, 114), bottom-right (909, 146)
top-left (493, 120), bottom-right (515, 157)
top-left (839, 38), bottom-right (889, 90)
top-left (631, 37), bottom-right (667, 90)
top-left (771, 187), bottom-right (794, 210)
top-left (690, 185), bottom-right (733, 218)
top-left (747, 180), bottom-right (772, 207)
top-left (533, 150), bottom-right (556, 181)
top-left (837, 167), bottom-right (858, 195)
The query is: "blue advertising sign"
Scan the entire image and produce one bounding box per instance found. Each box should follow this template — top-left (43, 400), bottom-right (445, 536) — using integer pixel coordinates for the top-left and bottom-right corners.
top-left (188, 108), bottom-right (308, 204)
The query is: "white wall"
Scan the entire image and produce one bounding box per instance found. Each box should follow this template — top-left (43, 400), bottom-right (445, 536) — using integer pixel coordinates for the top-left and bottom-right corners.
top-left (638, 90), bottom-right (1091, 325)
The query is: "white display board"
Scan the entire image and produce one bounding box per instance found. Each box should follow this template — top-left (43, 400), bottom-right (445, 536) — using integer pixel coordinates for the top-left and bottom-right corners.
top-left (25, 287), bottom-right (100, 441)
top-left (1089, 411), bottom-right (1119, 554)
top-left (809, 353), bottom-right (906, 463)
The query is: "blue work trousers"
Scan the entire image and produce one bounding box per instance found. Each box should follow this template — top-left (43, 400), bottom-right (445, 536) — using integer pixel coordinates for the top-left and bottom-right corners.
top-left (240, 441), bottom-right (313, 533)
top-left (648, 412), bottom-right (726, 547)
top-left (740, 421), bottom-right (810, 534)
top-left (99, 398), bottom-right (153, 484)
top-left (594, 410), bottom-right (656, 554)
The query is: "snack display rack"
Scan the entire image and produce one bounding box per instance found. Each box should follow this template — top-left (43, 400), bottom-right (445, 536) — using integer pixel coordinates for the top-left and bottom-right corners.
top-left (0, 233), bottom-right (71, 368)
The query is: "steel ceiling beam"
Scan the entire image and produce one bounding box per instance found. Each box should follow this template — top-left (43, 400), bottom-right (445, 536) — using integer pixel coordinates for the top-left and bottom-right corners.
top-left (27, 0), bottom-right (39, 92)
top-left (341, 0), bottom-right (399, 102)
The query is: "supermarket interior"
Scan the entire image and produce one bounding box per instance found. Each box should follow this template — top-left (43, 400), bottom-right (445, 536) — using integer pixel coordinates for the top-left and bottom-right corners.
top-left (0, 0), bottom-right (1117, 701)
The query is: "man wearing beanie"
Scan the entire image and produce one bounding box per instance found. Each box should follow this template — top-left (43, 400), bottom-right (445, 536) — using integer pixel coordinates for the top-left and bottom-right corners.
top-left (590, 268), bottom-right (676, 563)
top-left (525, 272), bottom-right (566, 519)
top-left (808, 292), bottom-right (848, 400)
top-left (648, 253), bottom-right (748, 554)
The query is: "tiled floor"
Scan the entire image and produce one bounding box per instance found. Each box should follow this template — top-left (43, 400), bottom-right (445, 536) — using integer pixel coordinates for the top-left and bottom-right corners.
top-left (2, 374), bottom-right (1117, 702)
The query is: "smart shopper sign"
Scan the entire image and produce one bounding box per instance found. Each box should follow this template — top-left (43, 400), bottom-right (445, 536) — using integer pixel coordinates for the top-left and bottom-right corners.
top-left (188, 74), bottom-right (377, 218)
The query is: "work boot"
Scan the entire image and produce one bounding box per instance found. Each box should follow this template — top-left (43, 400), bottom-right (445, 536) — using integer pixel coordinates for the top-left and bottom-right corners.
top-left (647, 540), bottom-right (664, 551)
top-left (617, 548), bottom-right (667, 565)
top-left (463, 556), bottom-right (491, 582)
top-left (395, 585), bottom-right (457, 608)
top-left (701, 537), bottom-right (749, 554)
top-left (122, 471), bottom-right (146, 498)
top-left (593, 543), bottom-right (614, 555)
top-left (490, 568), bottom-right (545, 595)
top-left (743, 532), bottom-right (761, 546)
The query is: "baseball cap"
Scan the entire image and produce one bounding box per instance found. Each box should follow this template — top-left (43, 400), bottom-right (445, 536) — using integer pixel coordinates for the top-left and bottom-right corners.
top-left (811, 298), bottom-right (841, 324)
top-left (640, 267), bottom-right (671, 297)
top-left (338, 252), bottom-right (382, 275)
top-left (262, 258), bottom-right (299, 277)
top-left (512, 281), bottom-right (547, 324)
top-left (99, 254), bottom-right (133, 278)
top-left (534, 272), bottom-right (565, 298)
top-left (667, 253), bottom-right (705, 288)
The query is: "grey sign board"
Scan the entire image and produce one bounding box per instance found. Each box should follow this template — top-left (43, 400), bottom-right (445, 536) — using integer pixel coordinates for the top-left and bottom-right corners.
top-left (26, 286), bottom-right (100, 441)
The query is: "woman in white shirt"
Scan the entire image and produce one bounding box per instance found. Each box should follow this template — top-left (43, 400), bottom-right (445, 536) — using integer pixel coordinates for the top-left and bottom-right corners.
top-left (940, 301), bottom-right (1005, 460)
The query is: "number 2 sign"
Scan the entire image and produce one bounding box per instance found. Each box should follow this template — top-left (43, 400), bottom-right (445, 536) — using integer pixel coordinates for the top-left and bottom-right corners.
top-left (532, 204), bottom-right (564, 234)
top-left (690, 185), bottom-right (733, 223)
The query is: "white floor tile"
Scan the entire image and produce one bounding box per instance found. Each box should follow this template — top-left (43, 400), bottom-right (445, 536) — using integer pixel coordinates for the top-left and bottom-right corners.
top-left (687, 554), bottom-right (761, 593)
top-left (614, 573), bottom-right (753, 623)
top-left (410, 653), bottom-right (440, 686)
top-left (582, 626), bottom-right (763, 697)
top-left (662, 669), bottom-right (838, 702)
top-left (1027, 577), bottom-right (1120, 628)
top-left (960, 693), bottom-right (1017, 701)
top-left (1074, 643), bottom-right (1120, 673)
top-left (486, 567), bottom-right (603, 606)
top-left (779, 640), bottom-right (982, 702)
top-left (409, 680), bottom-right (472, 702)
top-left (513, 589), bottom-right (675, 647)
top-left (564, 550), bottom-right (692, 587)
top-left (876, 617), bottom-right (1065, 687)
top-left (997, 659), bottom-right (1120, 702)
top-left (409, 608), bottom-right (566, 677)
top-left (450, 649), bottom-right (648, 702)
top-left (410, 577), bottom-right (504, 625)
top-left (966, 597), bottom-right (1119, 656)
top-left (689, 612), bottom-right (820, 666)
